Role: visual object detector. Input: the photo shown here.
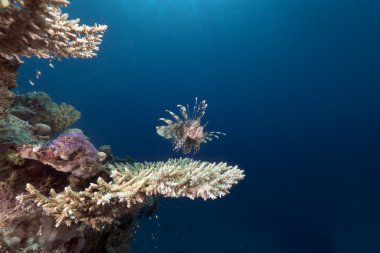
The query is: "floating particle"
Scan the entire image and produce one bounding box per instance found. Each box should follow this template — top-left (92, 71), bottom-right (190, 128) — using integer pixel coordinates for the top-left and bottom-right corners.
top-left (36, 69), bottom-right (41, 79)
top-left (28, 79), bottom-right (35, 86)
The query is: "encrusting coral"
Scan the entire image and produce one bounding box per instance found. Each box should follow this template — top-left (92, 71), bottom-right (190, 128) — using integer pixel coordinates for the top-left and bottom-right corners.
top-left (17, 158), bottom-right (244, 229)
top-left (0, 0), bottom-right (107, 60)
top-left (17, 129), bottom-right (105, 179)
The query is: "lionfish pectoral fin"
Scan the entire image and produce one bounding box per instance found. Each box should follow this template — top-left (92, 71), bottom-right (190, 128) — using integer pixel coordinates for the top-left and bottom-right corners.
top-left (208, 131), bottom-right (226, 136)
top-left (205, 131), bottom-right (226, 140)
top-left (203, 137), bottom-right (213, 143)
top-left (156, 126), bottom-right (174, 139)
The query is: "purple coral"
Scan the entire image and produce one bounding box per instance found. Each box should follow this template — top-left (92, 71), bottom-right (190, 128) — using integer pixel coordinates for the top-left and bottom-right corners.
top-left (45, 131), bottom-right (97, 159)
top-left (18, 130), bottom-right (103, 179)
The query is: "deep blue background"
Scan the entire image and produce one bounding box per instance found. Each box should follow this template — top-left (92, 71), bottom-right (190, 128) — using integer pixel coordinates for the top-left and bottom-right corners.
top-left (18, 0), bottom-right (380, 252)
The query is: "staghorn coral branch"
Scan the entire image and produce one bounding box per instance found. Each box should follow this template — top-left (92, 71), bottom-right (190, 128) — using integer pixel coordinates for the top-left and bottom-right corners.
top-left (0, 0), bottom-right (107, 59)
top-left (17, 158), bottom-right (245, 229)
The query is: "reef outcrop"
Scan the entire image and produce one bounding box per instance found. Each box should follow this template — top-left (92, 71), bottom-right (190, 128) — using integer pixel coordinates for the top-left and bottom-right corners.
top-left (12, 92), bottom-right (81, 133)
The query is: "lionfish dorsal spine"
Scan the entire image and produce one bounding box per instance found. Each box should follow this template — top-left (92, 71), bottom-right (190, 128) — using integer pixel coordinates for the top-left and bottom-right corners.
top-left (191, 98), bottom-right (207, 121)
top-left (159, 118), bottom-right (173, 125)
top-left (191, 97), bottom-right (199, 120)
top-left (198, 100), bottom-right (208, 120)
top-left (166, 110), bottom-right (183, 123)
top-left (177, 104), bottom-right (189, 120)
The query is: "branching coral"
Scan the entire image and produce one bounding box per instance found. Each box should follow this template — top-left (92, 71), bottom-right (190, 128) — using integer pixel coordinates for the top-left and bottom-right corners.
top-left (17, 158), bottom-right (245, 229)
top-left (0, 0), bottom-right (107, 60)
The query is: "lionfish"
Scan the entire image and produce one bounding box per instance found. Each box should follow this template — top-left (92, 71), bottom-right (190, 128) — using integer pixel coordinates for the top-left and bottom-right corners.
top-left (156, 98), bottom-right (226, 154)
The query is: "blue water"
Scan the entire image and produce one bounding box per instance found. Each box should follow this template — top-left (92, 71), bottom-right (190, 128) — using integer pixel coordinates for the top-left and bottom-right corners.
top-left (18, 0), bottom-right (380, 252)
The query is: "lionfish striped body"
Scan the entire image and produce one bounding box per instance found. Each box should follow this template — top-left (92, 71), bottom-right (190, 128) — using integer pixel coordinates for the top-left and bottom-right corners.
top-left (156, 98), bottom-right (226, 154)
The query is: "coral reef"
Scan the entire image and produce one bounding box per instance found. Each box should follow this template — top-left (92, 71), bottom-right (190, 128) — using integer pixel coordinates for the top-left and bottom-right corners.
top-left (0, 1), bottom-right (245, 252)
top-left (0, 0), bottom-right (107, 60)
top-left (0, 158), bottom-right (137, 252)
top-left (157, 98), bottom-right (226, 154)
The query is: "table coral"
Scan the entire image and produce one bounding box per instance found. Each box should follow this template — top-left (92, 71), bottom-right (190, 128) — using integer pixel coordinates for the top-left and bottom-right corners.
top-left (17, 158), bottom-right (245, 229)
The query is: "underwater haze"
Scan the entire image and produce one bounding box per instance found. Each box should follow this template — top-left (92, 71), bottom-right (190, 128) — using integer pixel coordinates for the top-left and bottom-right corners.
top-left (18, 0), bottom-right (380, 252)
